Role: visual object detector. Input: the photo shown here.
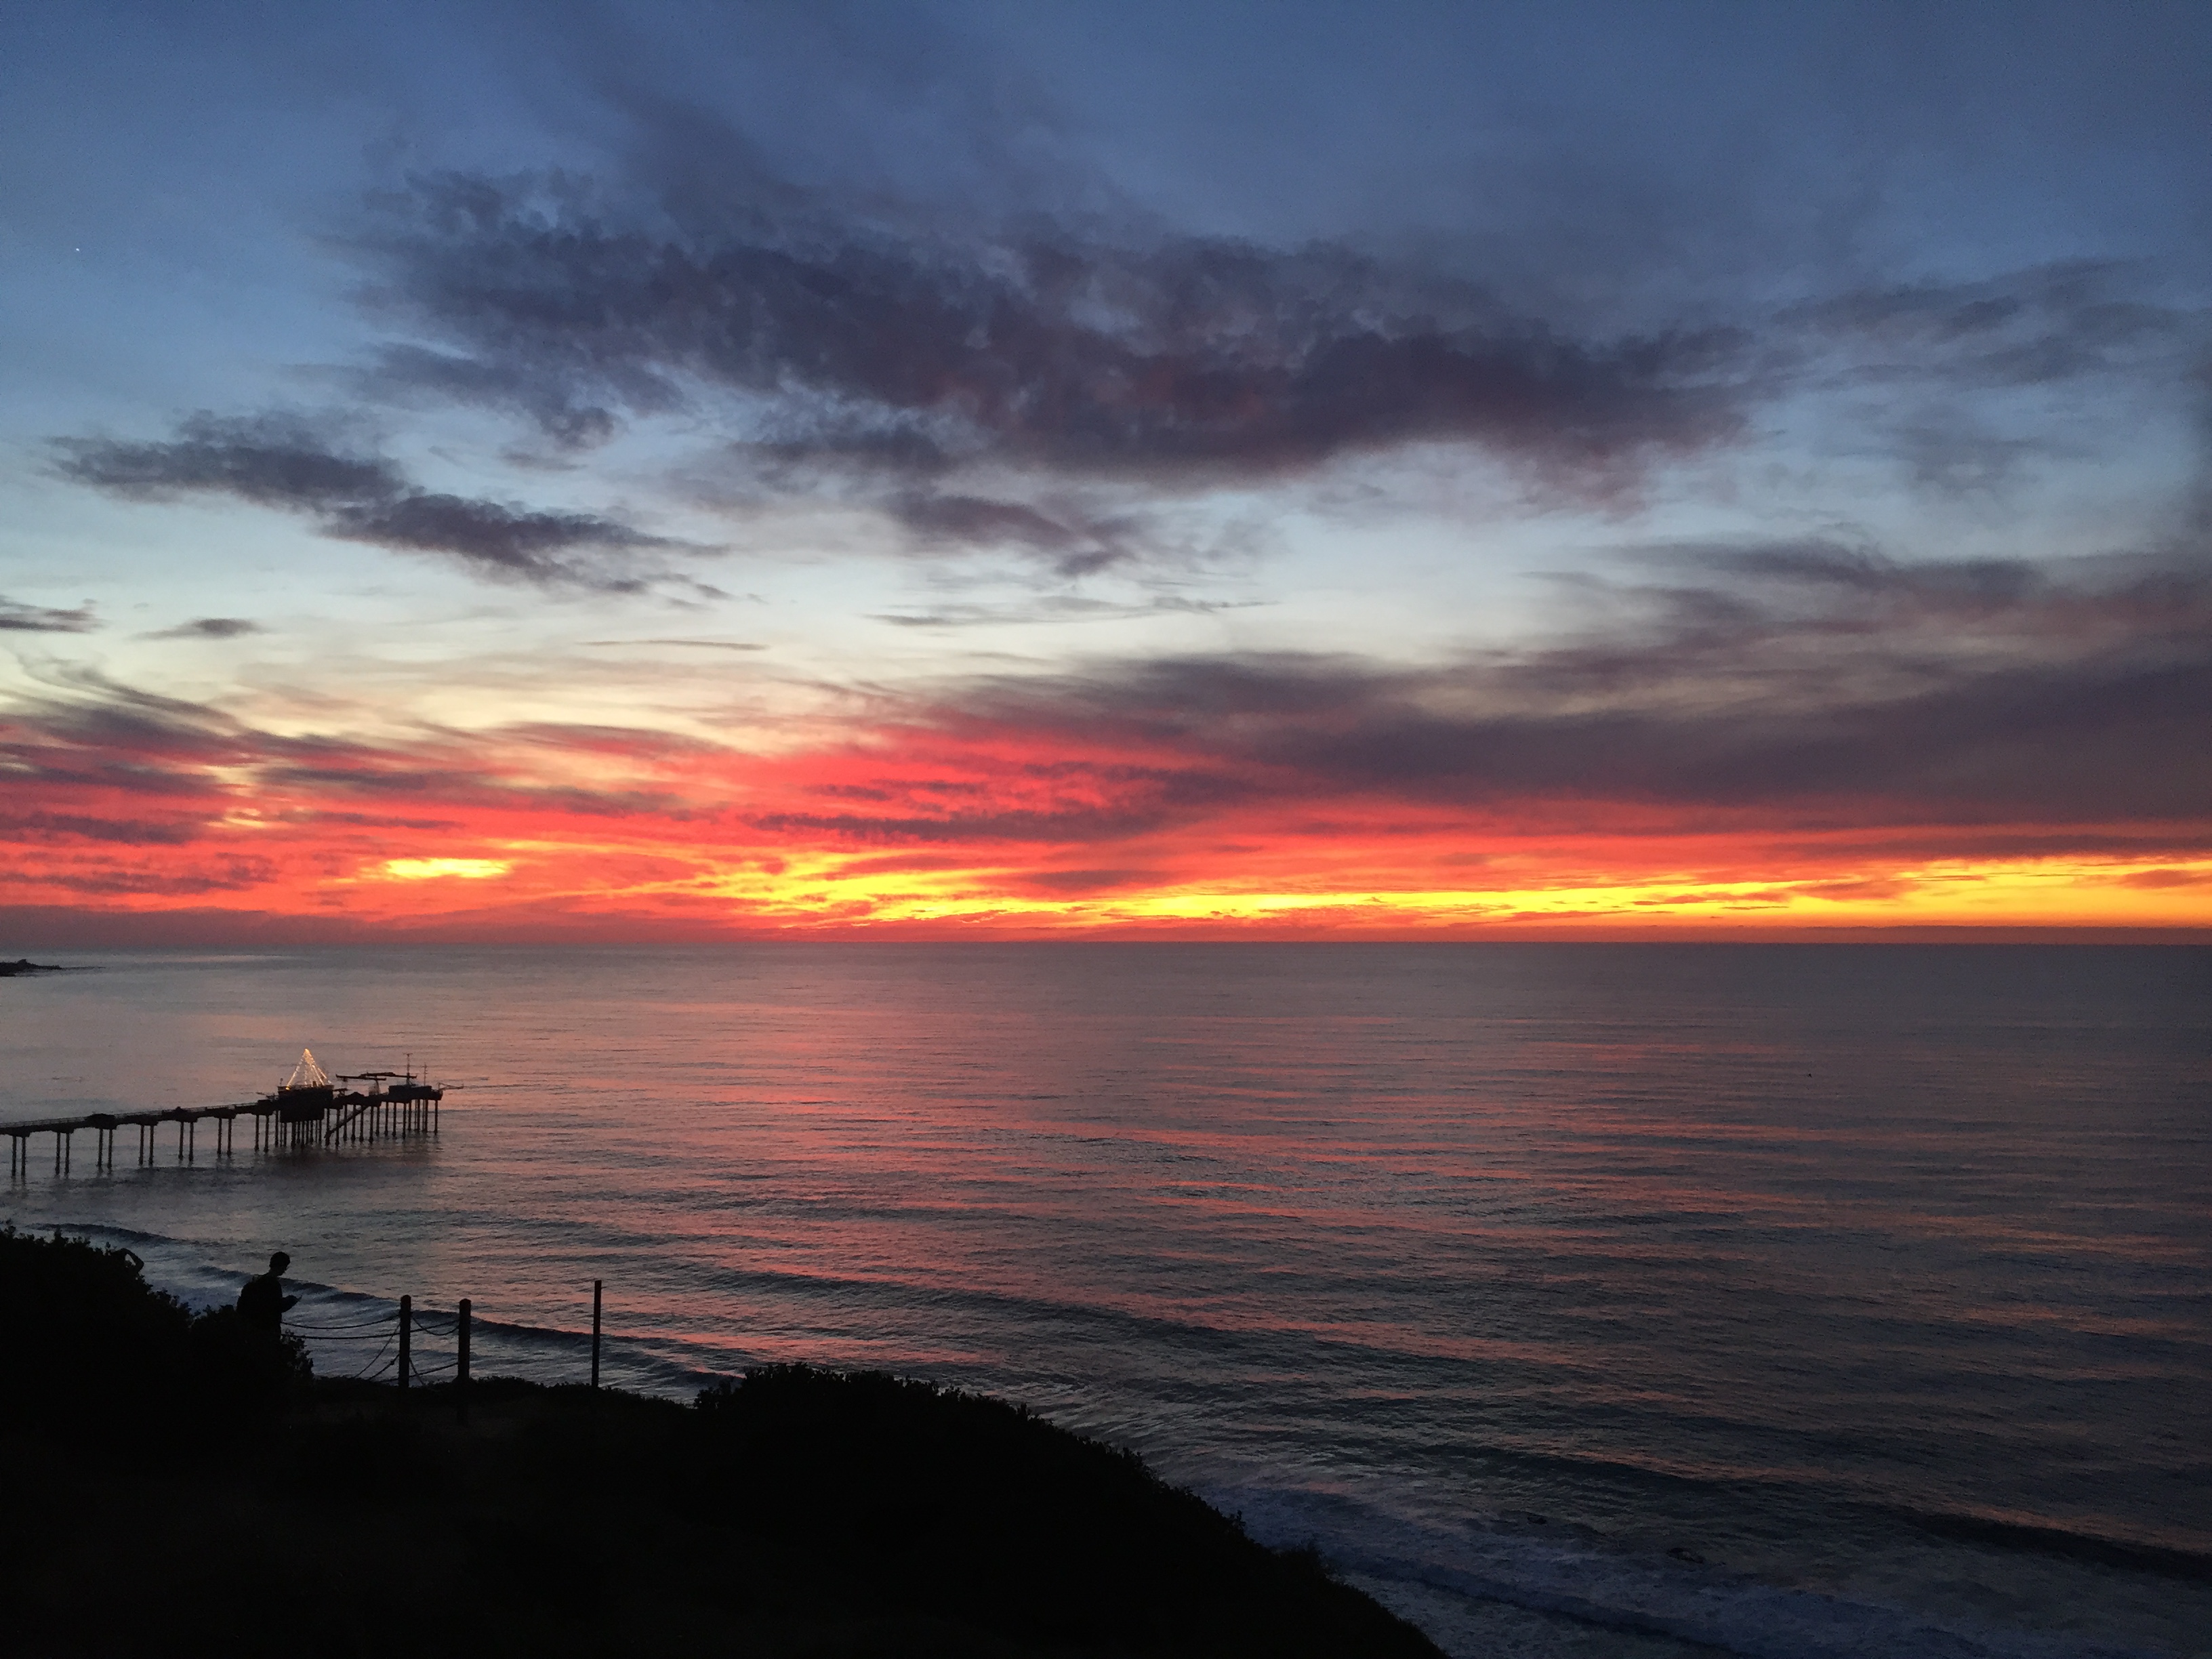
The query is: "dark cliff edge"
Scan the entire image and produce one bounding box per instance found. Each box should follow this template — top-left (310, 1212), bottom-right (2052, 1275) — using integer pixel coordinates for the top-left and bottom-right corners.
top-left (0, 1227), bottom-right (1442, 1658)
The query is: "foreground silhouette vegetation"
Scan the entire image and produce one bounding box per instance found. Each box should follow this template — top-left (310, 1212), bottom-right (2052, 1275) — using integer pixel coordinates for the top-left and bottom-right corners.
top-left (0, 1229), bottom-right (1441, 1658)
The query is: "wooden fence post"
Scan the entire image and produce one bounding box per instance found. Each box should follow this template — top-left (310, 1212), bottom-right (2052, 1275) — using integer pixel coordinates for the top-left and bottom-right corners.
top-left (591, 1279), bottom-right (602, 1390)
top-left (456, 1298), bottom-right (471, 1423)
top-left (397, 1294), bottom-right (411, 1393)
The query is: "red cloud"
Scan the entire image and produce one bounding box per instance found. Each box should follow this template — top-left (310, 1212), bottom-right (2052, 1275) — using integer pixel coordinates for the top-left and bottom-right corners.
top-left (10, 522), bottom-right (2212, 943)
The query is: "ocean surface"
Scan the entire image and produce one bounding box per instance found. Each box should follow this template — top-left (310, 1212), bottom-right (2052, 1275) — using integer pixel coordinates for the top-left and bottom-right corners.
top-left (3, 943), bottom-right (2207, 1658)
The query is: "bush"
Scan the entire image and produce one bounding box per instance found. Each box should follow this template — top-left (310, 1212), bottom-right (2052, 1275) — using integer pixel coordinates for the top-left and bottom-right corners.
top-left (0, 1226), bottom-right (310, 1430)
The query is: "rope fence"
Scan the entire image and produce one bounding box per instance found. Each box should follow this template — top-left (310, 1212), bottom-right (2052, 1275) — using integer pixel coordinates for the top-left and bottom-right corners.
top-left (285, 1311), bottom-right (398, 1334)
top-left (340, 1328), bottom-right (398, 1382)
top-left (281, 1282), bottom-right (607, 1393)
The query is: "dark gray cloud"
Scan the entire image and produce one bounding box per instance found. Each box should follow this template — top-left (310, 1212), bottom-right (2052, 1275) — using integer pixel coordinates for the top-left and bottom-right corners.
top-left (1229, 657), bottom-right (2211, 823)
top-left (352, 169), bottom-right (1746, 489)
top-left (882, 491), bottom-right (1162, 576)
top-left (923, 549), bottom-right (2212, 828)
top-left (147, 617), bottom-right (262, 640)
top-left (333, 148), bottom-right (2209, 566)
top-left (1483, 542), bottom-right (2212, 716)
top-left (0, 596), bottom-right (96, 633)
top-left (52, 413), bottom-right (683, 590)
top-left (323, 490), bottom-right (665, 583)
top-left (54, 414), bottom-right (403, 504)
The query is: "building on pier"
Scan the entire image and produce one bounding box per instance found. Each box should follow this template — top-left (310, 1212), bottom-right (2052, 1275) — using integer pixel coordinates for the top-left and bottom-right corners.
top-left (277, 1048), bottom-right (335, 1122)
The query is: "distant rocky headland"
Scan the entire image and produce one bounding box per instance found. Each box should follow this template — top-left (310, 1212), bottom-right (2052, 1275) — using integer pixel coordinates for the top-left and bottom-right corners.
top-left (0, 958), bottom-right (64, 976)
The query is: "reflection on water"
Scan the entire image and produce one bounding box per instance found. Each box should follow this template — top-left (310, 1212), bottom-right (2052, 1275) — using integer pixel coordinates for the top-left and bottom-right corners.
top-left (5, 943), bottom-right (2208, 1657)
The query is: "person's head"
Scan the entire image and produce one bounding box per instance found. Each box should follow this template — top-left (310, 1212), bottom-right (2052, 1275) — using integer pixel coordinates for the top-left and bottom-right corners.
top-left (269, 1251), bottom-right (291, 1273)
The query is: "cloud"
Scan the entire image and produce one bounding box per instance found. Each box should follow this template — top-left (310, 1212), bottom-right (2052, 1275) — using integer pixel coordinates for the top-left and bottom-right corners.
top-left (1793, 262), bottom-right (2186, 389)
top-left (1476, 540), bottom-right (2212, 718)
top-left (887, 491), bottom-right (1128, 573)
top-left (1, 546), bottom-right (2203, 932)
top-left (2114, 867), bottom-right (2210, 889)
top-left (352, 169), bottom-right (1746, 492)
top-left (52, 413), bottom-right (687, 590)
top-left (872, 594), bottom-right (1258, 630)
top-left (919, 548), bottom-right (2212, 828)
top-left (63, 539), bottom-right (2190, 855)
top-left (53, 413), bottom-right (402, 503)
top-left (581, 637), bottom-right (766, 651)
top-left (322, 490), bottom-right (669, 586)
top-left (1014, 866), bottom-right (1172, 895)
top-left (0, 810), bottom-right (202, 846)
top-left (0, 670), bottom-right (715, 848)
top-left (1, 596), bottom-right (97, 633)
top-left (746, 766), bottom-right (1248, 844)
top-left (147, 617), bottom-right (262, 639)
top-left (35, 858), bottom-right (278, 896)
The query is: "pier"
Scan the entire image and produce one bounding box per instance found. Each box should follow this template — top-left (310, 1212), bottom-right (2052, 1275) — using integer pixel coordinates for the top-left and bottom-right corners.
top-left (5, 1048), bottom-right (445, 1179)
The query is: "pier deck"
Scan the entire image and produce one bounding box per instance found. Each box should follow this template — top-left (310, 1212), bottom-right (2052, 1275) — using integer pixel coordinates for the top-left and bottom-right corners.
top-left (6, 1077), bottom-right (444, 1176)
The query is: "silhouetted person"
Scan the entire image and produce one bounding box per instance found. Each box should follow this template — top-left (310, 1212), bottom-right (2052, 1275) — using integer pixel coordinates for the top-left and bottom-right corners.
top-left (238, 1250), bottom-right (298, 1334)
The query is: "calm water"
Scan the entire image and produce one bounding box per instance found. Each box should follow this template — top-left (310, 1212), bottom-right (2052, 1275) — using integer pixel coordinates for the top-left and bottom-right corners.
top-left (5, 944), bottom-right (2208, 1658)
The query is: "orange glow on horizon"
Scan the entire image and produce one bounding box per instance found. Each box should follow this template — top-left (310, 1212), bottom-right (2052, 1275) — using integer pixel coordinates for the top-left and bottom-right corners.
top-left (3, 697), bottom-right (2204, 940)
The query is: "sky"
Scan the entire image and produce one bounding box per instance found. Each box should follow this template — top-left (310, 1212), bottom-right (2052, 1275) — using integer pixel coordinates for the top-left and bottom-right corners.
top-left (2, 0), bottom-right (2208, 941)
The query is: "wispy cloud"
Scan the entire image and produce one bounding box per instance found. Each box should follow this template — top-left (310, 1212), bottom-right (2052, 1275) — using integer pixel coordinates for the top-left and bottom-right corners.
top-left (871, 594), bottom-right (1261, 629)
top-left (1, 596), bottom-right (97, 633)
top-left (1790, 262), bottom-right (2186, 389)
top-left (52, 413), bottom-right (692, 592)
top-left (146, 617), bottom-right (262, 640)
top-left (580, 637), bottom-right (766, 651)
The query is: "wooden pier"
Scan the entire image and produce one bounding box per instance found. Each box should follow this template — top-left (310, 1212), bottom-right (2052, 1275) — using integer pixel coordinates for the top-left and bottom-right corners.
top-left (5, 1049), bottom-right (446, 1179)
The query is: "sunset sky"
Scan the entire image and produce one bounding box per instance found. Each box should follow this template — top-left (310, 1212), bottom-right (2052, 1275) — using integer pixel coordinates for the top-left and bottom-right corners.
top-left (3, 1), bottom-right (2208, 941)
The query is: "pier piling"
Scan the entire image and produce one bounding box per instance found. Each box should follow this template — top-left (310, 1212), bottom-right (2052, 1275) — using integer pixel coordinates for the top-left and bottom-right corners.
top-left (5, 1065), bottom-right (447, 1183)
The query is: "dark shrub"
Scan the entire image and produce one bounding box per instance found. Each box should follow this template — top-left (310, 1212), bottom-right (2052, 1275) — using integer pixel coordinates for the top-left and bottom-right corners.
top-left (0, 1226), bottom-right (192, 1423)
top-left (185, 1303), bottom-right (314, 1410)
top-left (0, 1226), bottom-right (310, 1430)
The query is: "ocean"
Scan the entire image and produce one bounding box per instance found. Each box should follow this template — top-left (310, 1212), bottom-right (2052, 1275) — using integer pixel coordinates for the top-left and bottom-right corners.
top-left (4, 943), bottom-right (2207, 1658)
